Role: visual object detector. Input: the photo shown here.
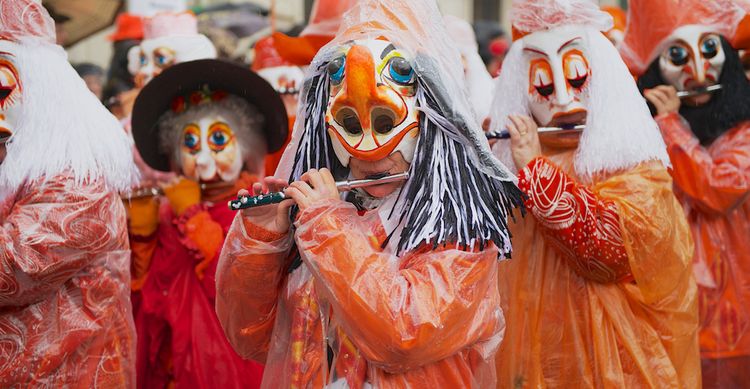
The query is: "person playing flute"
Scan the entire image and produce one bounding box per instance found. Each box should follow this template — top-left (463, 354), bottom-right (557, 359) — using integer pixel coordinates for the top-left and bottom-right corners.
top-left (622, 1), bottom-right (750, 386)
top-left (215, 0), bottom-right (522, 387)
top-left (490, 0), bottom-right (700, 387)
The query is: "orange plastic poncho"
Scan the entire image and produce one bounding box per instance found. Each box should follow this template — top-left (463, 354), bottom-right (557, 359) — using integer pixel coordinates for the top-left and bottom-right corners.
top-left (216, 199), bottom-right (504, 388)
top-left (496, 141), bottom-right (701, 388)
top-left (656, 113), bottom-right (750, 385)
top-left (0, 175), bottom-right (135, 387)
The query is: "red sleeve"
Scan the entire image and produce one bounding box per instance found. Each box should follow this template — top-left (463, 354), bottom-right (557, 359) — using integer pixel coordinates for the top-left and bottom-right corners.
top-left (0, 177), bottom-right (127, 307)
top-left (518, 157), bottom-right (632, 283)
top-left (656, 112), bottom-right (750, 214)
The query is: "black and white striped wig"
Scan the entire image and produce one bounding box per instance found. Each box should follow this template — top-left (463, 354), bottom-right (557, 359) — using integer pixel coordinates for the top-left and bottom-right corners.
top-left (287, 51), bottom-right (522, 257)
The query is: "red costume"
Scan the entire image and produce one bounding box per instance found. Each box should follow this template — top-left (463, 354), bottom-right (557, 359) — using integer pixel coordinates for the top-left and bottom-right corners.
top-left (128, 60), bottom-right (288, 388)
top-left (0, 0), bottom-right (138, 386)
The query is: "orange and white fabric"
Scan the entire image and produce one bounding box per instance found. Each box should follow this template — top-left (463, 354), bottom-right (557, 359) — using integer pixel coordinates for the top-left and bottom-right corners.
top-left (619, 0), bottom-right (746, 75)
top-left (656, 112), bottom-right (750, 387)
top-left (217, 201), bottom-right (504, 388)
top-left (490, 0), bottom-right (700, 387)
top-left (0, 0), bottom-right (138, 386)
top-left (0, 177), bottom-right (135, 387)
top-left (217, 0), bottom-right (521, 387)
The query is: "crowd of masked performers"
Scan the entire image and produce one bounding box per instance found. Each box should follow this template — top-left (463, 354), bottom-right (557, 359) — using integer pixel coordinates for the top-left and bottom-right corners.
top-left (2, 0), bottom-right (750, 387)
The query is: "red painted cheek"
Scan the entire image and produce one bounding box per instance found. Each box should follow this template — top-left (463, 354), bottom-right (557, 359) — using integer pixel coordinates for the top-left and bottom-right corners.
top-left (682, 65), bottom-right (694, 76)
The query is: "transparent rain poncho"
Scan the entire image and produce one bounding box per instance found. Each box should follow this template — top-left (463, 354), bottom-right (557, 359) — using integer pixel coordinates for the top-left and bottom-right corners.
top-left (216, 0), bottom-right (523, 388)
top-left (488, 0), bottom-right (701, 387)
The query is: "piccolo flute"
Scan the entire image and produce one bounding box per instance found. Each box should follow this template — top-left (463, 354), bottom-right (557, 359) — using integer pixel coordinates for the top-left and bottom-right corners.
top-left (485, 84), bottom-right (723, 141)
top-left (122, 181), bottom-right (235, 200)
top-left (676, 84), bottom-right (722, 98)
top-left (228, 172), bottom-right (410, 211)
top-left (486, 124), bottom-right (585, 140)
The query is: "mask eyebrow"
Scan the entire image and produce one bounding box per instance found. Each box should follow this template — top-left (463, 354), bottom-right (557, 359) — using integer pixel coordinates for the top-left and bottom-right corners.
top-left (523, 47), bottom-right (548, 57)
top-left (558, 37), bottom-right (582, 53)
top-left (0, 51), bottom-right (14, 57)
top-left (380, 43), bottom-right (396, 59)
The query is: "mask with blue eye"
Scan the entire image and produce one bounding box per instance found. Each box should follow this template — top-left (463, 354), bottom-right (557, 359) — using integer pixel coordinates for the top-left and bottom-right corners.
top-left (668, 45), bottom-right (689, 66)
top-left (140, 53), bottom-right (148, 66)
top-left (156, 54), bottom-right (167, 66)
top-left (184, 131), bottom-right (200, 152)
top-left (385, 57), bottom-right (415, 85)
top-left (211, 131), bottom-right (226, 146)
top-left (328, 55), bottom-right (346, 84)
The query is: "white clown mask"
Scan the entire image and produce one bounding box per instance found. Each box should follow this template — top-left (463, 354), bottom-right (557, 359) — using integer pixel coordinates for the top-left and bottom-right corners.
top-left (325, 39), bottom-right (420, 166)
top-left (522, 25), bottom-right (592, 128)
top-left (658, 25), bottom-right (725, 97)
top-left (179, 112), bottom-right (243, 183)
top-left (0, 42), bottom-right (21, 144)
top-left (128, 35), bottom-right (216, 88)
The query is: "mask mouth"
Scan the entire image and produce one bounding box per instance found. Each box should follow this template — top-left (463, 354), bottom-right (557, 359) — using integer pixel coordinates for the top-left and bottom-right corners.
top-left (364, 172), bottom-right (390, 180)
top-left (0, 127), bottom-right (12, 144)
top-left (549, 109), bottom-right (587, 128)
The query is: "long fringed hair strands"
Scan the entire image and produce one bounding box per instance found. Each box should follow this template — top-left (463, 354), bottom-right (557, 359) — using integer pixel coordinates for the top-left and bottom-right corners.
top-left (290, 60), bottom-right (521, 258)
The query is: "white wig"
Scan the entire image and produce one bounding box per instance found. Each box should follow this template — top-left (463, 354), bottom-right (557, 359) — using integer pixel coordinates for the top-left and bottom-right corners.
top-left (0, 38), bottom-right (138, 195)
top-left (490, 27), bottom-right (669, 180)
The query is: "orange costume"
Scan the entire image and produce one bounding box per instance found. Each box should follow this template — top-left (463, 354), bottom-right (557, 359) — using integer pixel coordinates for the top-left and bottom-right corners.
top-left (218, 201), bottom-right (505, 388)
top-left (217, 0), bottom-right (522, 387)
top-left (489, 0), bottom-right (700, 387)
top-left (621, 1), bottom-right (750, 386)
top-left (0, 0), bottom-right (139, 386)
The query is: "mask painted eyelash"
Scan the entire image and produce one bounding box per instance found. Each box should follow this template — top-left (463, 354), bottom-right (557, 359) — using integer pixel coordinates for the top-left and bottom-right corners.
top-left (0, 87), bottom-right (17, 109)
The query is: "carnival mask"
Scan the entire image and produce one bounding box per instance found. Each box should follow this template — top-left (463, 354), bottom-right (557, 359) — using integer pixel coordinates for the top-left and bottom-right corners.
top-left (522, 26), bottom-right (591, 128)
top-left (325, 39), bottom-right (420, 166)
top-left (0, 42), bottom-right (20, 144)
top-left (258, 65), bottom-right (305, 116)
top-left (129, 36), bottom-right (216, 88)
top-left (659, 25), bottom-right (725, 102)
top-left (179, 113), bottom-right (242, 183)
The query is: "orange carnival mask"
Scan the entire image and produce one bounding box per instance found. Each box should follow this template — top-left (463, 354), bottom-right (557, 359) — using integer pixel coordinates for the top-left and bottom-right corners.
top-left (324, 39), bottom-right (420, 166)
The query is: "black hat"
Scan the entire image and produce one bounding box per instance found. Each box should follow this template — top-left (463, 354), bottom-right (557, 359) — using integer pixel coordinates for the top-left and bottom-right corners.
top-left (132, 59), bottom-right (288, 172)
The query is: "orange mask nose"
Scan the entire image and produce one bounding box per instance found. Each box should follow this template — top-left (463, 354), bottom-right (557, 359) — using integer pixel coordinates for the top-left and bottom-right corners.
top-left (330, 45), bottom-right (407, 134)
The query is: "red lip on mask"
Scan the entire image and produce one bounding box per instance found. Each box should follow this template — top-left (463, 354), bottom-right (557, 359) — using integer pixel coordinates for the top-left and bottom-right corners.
top-left (549, 109), bottom-right (587, 128)
top-left (0, 127), bottom-right (12, 143)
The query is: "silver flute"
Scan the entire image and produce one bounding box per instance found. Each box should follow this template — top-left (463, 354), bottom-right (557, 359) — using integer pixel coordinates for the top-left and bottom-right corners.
top-left (228, 172), bottom-right (410, 211)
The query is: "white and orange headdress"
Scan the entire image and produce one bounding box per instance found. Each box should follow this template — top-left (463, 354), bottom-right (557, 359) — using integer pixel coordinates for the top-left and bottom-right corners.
top-left (127, 12), bottom-right (216, 88)
top-left (489, 0), bottom-right (669, 180)
top-left (620, 0), bottom-right (746, 76)
top-left (0, 0), bottom-right (137, 195)
top-left (276, 0), bottom-right (521, 256)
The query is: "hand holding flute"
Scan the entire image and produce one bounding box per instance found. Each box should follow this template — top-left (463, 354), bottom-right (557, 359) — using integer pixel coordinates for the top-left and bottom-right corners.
top-left (235, 168), bottom-right (343, 234)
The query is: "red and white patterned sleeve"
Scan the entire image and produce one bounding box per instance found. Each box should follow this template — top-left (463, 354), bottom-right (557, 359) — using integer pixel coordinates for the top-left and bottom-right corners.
top-left (0, 176), bottom-right (126, 307)
top-left (517, 157), bottom-right (633, 283)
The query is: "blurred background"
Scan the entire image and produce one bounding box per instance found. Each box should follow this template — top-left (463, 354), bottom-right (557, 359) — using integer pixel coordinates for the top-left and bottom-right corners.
top-left (57, 0), bottom-right (626, 67)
